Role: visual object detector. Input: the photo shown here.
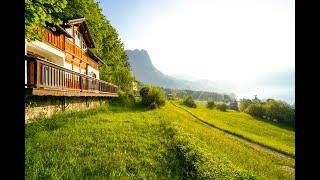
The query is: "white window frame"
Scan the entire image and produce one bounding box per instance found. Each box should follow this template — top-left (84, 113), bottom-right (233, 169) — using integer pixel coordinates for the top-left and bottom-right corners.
top-left (65, 28), bottom-right (73, 41)
top-left (82, 39), bottom-right (87, 51)
top-left (75, 30), bottom-right (81, 47)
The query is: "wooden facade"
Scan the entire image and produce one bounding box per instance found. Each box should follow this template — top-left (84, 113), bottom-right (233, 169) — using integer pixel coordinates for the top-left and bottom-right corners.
top-left (43, 31), bottom-right (99, 71)
top-left (26, 18), bottom-right (117, 97)
top-left (25, 56), bottom-right (118, 97)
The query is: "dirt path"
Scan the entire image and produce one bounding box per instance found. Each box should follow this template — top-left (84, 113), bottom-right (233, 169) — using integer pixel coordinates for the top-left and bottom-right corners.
top-left (170, 101), bottom-right (295, 161)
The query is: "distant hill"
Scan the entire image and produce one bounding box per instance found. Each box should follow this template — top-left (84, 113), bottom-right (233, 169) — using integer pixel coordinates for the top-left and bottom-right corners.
top-left (126, 49), bottom-right (233, 93)
top-left (126, 49), bottom-right (294, 104)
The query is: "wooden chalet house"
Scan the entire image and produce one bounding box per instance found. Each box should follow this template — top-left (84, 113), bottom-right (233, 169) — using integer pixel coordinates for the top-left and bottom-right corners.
top-left (25, 18), bottom-right (118, 97)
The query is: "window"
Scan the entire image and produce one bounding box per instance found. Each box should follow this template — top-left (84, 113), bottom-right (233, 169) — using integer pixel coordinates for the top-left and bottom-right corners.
top-left (82, 40), bottom-right (87, 50)
top-left (75, 31), bottom-right (81, 47)
top-left (65, 28), bottom-right (73, 41)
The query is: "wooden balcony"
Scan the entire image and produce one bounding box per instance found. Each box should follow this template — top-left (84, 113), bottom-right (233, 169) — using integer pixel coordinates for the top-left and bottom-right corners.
top-left (43, 31), bottom-right (99, 69)
top-left (25, 56), bottom-right (118, 97)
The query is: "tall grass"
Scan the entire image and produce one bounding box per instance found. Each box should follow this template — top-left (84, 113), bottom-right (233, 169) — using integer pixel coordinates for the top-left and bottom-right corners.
top-left (26, 101), bottom-right (294, 179)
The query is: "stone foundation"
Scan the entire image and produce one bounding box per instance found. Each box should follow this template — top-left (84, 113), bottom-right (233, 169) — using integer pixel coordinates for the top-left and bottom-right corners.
top-left (25, 96), bottom-right (109, 123)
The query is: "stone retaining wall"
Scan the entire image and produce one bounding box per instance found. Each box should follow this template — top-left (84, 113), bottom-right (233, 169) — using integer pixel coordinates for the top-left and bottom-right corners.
top-left (25, 96), bottom-right (109, 123)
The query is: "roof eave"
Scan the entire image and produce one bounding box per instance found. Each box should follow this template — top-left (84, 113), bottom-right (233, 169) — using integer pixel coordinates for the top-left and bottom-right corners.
top-left (87, 49), bottom-right (105, 65)
top-left (64, 18), bottom-right (96, 48)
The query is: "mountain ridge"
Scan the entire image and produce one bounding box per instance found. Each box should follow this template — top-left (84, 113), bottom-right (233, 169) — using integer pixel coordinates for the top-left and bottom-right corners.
top-left (126, 49), bottom-right (227, 93)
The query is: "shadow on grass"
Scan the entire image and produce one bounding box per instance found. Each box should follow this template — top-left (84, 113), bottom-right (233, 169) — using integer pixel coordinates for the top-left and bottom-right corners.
top-left (249, 116), bottom-right (295, 132)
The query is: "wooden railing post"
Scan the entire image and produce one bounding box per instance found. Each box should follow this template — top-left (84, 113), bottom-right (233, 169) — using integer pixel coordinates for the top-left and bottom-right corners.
top-left (26, 56), bottom-right (118, 95)
top-left (35, 60), bottom-right (40, 88)
top-left (79, 76), bottom-right (82, 90)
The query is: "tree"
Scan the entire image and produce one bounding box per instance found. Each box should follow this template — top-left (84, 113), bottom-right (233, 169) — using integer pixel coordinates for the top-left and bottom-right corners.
top-left (140, 86), bottom-right (166, 107)
top-left (207, 99), bottom-right (216, 109)
top-left (25, 0), bottom-right (67, 41)
top-left (252, 95), bottom-right (262, 104)
top-left (245, 103), bottom-right (266, 118)
top-left (183, 96), bottom-right (197, 108)
top-left (265, 100), bottom-right (295, 122)
top-left (107, 65), bottom-right (135, 94)
top-left (216, 102), bottom-right (228, 111)
top-left (239, 98), bottom-right (252, 111)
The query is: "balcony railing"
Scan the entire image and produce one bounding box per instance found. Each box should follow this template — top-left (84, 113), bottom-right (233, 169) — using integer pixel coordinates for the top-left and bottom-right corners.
top-left (43, 31), bottom-right (99, 69)
top-left (25, 55), bottom-right (118, 95)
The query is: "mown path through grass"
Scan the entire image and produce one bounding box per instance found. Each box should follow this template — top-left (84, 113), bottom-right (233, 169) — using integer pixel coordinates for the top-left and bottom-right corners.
top-left (170, 101), bottom-right (294, 160)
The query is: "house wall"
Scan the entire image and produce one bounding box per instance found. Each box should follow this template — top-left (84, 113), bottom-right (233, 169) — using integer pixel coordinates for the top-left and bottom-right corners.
top-left (26, 41), bottom-right (65, 67)
top-left (88, 65), bottom-right (100, 79)
top-left (25, 96), bottom-right (110, 123)
top-left (64, 61), bottom-right (72, 70)
top-left (80, 68), bottom-right (86, 75)
top-left (73, 65), bottom-right (80, 73)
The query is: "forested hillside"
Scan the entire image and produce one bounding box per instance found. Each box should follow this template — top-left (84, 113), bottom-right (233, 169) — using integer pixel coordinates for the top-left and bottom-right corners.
top-left (163, 88), bottom-right (236, 102)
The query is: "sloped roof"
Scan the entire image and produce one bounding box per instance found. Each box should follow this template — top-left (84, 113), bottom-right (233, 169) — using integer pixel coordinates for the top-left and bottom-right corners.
top-left (45, 22), bottom-right (73, 38)
top-left (62, 17), bottom-right (96, 48)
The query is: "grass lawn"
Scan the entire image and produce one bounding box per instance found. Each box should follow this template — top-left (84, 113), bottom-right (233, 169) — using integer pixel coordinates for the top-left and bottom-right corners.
top-left (26, 100), bottom-right (294, 179)
top-left (173, 100), bottom-right (295, 157)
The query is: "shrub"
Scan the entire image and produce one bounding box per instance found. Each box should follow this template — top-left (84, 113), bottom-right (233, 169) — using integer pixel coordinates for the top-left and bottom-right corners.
top-left (206, 99), bottom-right (216, 109)
top-left (183, 96), bottom-right (197, 108)
top-left (216, 102), bottom-right (227, 111)
top-left (140, 86), bottom-right (166, 108)
top-left (245, 103), bottom-right (266, 119)
top-left (239, 99), bottom-right (252, 111)
top-left (117, 91), bottom-right (136, 108)
top-left (139, 86), bottom-right (149, 97)
top-left (265, 99), bottom-right (295, 122)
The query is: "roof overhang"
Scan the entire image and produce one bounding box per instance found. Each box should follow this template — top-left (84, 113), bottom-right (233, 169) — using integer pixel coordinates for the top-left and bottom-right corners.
top-left (45, 22), bottom-right (73, 38)
top-left (62, 18), bottom-right (96, 48)
top-left (87, 49), bottom-right (105, 65)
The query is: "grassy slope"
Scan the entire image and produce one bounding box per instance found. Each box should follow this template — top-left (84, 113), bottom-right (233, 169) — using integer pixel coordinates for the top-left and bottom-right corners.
top-left (26, 102), bottom-right (294, 179)
top-left (174, 100), bottom-right (295, 156)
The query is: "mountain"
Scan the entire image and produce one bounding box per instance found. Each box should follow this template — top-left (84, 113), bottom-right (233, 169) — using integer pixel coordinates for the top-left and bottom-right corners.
top-left (126, 49), bottom-right (234, 93)
top-left (126, 49), bottom-right (294, 104)
top-left (170, 74), bottom-right (199, 81)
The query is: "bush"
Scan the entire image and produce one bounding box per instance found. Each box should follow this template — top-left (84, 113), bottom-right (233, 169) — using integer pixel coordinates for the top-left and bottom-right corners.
top-left (265, 99), bottom-right (295, 122)
top-left (216, 102), bottom-right (227, 111)
top-left (183, 96), bottom-right (197, 108)
top-left (140, 86), bottom-right (166, 108)
top-left (139, 86), bottom-right (149, 97)
top-left (207, 99), bottom-right (216, 109)
top-left (117, 91), bottom-right (136, 108)
top-left (245, 103), bottom-right (266, 119)
top-left (239, 99), bottom-right (252, 111)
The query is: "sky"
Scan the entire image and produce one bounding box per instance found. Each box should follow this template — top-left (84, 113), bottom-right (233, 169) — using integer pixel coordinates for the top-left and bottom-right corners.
top-left (98, 0), bottom-right (295, 103)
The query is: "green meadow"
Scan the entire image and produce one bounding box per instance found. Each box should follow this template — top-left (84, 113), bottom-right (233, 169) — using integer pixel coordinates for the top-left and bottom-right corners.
top-left (174, 100), bottom-right (295, 157)
top-left (26, 100), bottom-right (295, 179)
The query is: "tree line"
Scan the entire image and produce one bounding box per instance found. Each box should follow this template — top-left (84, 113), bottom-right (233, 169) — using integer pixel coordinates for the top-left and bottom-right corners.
top-left (163, 88), bottom-right (236, 103)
